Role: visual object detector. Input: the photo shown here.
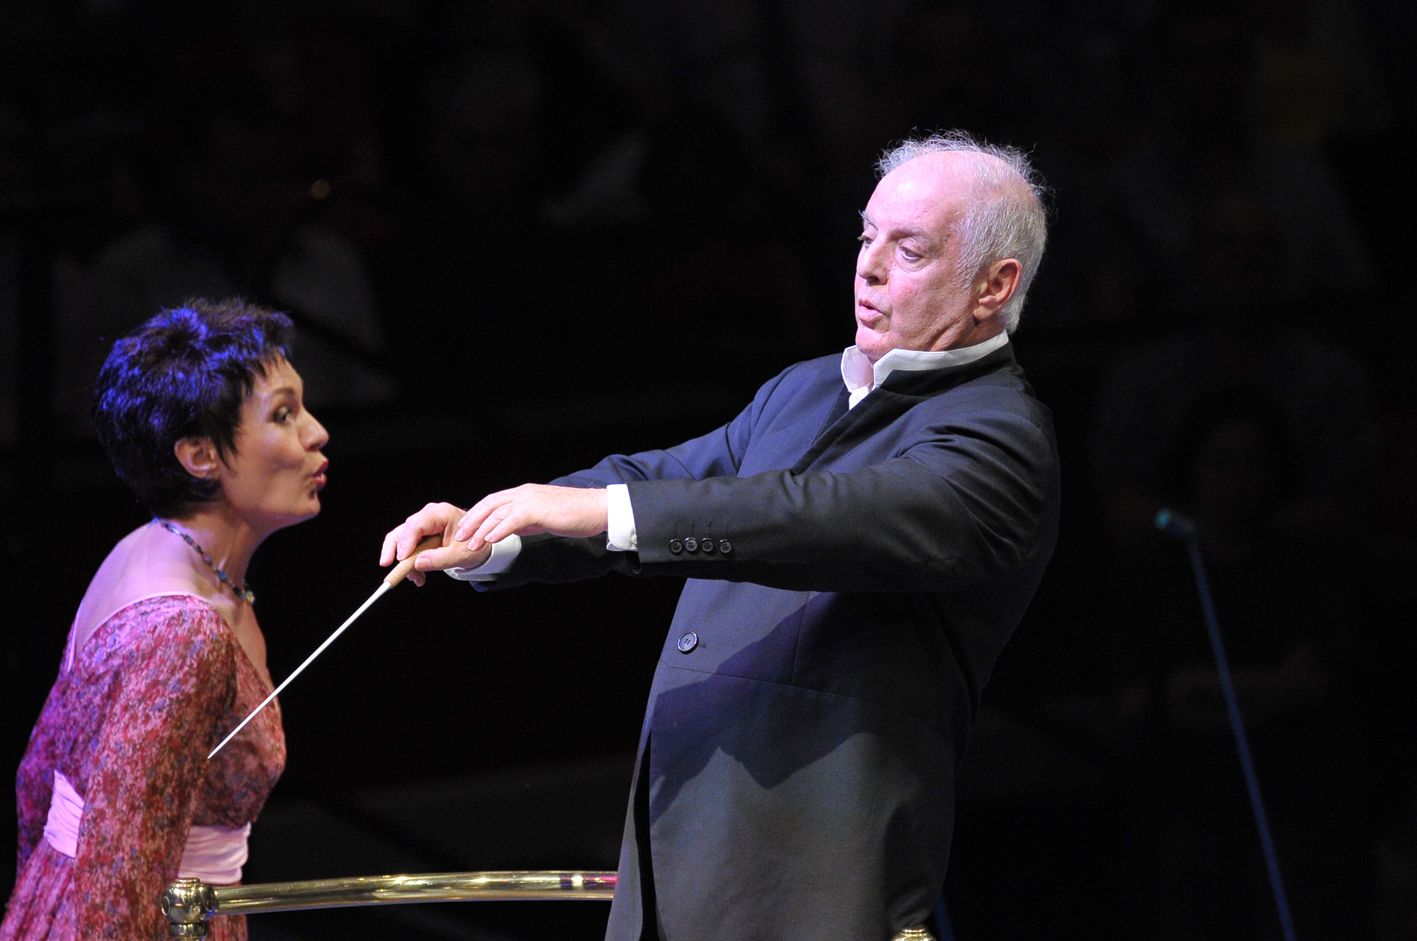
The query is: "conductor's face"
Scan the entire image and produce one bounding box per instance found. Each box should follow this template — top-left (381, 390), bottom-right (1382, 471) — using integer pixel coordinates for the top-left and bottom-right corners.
top-left (854, 152), bottom-right (990, 362)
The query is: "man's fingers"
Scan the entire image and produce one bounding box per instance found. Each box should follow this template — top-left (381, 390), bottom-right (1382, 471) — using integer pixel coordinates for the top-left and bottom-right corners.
top-left (391, 524), bottom-right (426, 562)
top-left (457, 485), bottom-right (609, 548)
top-left (381, 503), bottom-right (467, 567)
top-left (399, 527), bottom-right (429, 560)
top-left (468, 507), bottom-right (504, 551)
top-left (476, 510), bottom-right (545, 550)
top-left (453, 510), bottom-right (483, 545)
top-left (474, 516), bottom-right (507, 549)
top-left (413, 542), bottom-right (490, 572)
top-left (384, 525), bottom-right (423, 564)
top-left (399, 508), bottom-right (444, 557)
top-left (455, 491), bottom-right (513, 544)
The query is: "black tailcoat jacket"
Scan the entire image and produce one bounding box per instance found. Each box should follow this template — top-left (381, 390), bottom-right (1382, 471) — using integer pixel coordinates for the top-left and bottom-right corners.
top-left (492, 344), bottom-right (1061, 940)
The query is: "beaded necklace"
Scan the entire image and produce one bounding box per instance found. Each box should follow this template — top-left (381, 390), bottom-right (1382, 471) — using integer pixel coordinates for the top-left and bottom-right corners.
top-left (157, 520), bottom-right (256, 604)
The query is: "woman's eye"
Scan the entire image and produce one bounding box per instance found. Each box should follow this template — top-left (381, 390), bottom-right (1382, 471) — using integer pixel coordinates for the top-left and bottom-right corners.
top-left (273, 408), bottom-right (291, 424)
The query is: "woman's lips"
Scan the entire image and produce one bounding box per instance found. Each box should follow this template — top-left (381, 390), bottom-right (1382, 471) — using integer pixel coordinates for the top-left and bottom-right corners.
top-left (312, 460), bottom-right (329, 490)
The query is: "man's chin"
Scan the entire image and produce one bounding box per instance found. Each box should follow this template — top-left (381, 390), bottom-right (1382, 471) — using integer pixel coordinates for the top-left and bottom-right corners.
top-left (854, 329), bottom-right (890, 361)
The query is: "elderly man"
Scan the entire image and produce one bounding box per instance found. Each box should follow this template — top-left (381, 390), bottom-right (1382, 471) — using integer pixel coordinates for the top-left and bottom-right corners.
top-left (382, 132), bottom-right (1060, 940)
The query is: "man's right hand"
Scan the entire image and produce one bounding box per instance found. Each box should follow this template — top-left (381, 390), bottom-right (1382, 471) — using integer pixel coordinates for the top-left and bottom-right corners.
top-left (380, 502), bottom-right (492, 586)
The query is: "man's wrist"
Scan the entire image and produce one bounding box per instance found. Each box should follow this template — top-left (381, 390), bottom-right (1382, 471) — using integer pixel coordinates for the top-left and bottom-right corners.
top-left (606, 484), bottom-right (638, 551)
top-left (446, 535), bottom-right (523, 582)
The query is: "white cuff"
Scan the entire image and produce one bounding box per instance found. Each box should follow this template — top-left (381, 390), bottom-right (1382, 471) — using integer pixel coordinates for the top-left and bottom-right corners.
top-left (606, 483), bottom-right (638, 552)
top-left (445, 534), bottom-right (523, 582)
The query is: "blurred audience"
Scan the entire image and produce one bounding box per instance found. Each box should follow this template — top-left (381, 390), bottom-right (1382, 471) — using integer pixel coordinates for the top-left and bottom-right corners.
top-left (1091, 188), bottom-right (1378, 547)
top-left (631, 107), bottom-right (821, 365)
top-left (374, 44), bottom-right (557, 384)
top-left (1107, 390), bottom-right (1364, 938)
top-left (1377, 787), bottom-right (1417, 941)
top-left (47, 10), bottom-right (391, 437)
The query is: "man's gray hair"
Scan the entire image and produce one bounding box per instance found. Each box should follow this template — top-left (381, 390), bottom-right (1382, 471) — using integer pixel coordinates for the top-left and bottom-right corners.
top-left (877, 132), bottom-right (1048, 333)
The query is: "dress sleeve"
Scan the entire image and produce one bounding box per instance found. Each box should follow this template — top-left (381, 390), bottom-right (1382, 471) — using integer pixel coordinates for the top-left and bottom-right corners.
top-left (13, 679), bottom-right (66, 869)
top-left (71, 604), bottom-right (237, 939)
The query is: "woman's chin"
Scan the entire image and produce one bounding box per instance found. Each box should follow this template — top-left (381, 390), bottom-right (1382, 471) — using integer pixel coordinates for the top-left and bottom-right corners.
top-left (261, 500), bottom-right (322, 532)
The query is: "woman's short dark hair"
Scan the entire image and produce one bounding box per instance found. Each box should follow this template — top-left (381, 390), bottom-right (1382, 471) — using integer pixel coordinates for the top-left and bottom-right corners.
top-left (91, 299), bottom-right (294, 518)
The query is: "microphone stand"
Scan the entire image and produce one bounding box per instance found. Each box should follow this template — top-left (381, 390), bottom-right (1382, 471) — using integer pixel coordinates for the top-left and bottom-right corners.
top-left (1154, 509), bottom-right (1298, 941)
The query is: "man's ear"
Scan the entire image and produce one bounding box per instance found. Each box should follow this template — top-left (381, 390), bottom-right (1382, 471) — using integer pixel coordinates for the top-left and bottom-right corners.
top-left (974, 258), bottom-right (1022, 324)
top-left (174, 438), bottom-right (223, 481)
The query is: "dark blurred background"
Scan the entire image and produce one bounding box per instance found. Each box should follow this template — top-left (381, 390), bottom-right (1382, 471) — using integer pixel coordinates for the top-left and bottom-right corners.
top-left (2, 0), bottom-right (1414, 938)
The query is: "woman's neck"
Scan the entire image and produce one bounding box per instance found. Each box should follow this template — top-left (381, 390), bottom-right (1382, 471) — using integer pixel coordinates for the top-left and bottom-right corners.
top-left (157, 505), bottom-right (266, 588)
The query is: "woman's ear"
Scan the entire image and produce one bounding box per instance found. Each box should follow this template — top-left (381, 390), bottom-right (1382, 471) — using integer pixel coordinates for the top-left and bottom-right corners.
top-left (174, 438), bottom-right (223, 481)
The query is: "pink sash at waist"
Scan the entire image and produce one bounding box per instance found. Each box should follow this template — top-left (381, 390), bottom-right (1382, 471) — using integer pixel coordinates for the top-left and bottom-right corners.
top-left (43, 770), bottom-right (250, 884)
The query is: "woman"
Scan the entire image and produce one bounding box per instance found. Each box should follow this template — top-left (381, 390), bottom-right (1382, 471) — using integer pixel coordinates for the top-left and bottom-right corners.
top-left (1, 299), bottom-right (328, 940)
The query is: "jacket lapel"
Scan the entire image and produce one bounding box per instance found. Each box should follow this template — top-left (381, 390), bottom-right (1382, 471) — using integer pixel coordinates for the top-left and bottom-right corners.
top-left (789, 345), bottom-right (1018, 474)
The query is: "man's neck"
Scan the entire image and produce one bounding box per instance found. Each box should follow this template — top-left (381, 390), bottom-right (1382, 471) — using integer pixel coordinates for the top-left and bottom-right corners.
top-left (841, 333), bottom-right (1009, 407)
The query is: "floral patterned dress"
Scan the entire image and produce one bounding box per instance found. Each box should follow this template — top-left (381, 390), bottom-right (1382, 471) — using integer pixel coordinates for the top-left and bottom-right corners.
top-left (2, 595), bottom-right (285, 940)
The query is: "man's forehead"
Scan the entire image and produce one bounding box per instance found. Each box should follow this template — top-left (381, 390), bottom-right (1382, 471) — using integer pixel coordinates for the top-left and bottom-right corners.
top-left (864, 155), bottom-right (971, 230)
top-left (882, 152), bottom-right (978, 194)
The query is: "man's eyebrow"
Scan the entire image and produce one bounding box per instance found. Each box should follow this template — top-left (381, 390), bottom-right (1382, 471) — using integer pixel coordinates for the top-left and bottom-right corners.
top-left (858, 210), bottom-right (940, 244)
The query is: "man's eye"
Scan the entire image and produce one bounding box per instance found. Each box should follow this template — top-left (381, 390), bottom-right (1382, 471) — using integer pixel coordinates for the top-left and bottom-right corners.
top-left (856, 233), bottom-right (872, 245)
top-left (900, 247), bottom-right (920, 261)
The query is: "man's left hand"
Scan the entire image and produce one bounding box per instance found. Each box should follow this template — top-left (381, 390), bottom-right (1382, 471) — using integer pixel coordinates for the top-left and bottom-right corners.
top-left (455, 484), bottom-right (609, 551)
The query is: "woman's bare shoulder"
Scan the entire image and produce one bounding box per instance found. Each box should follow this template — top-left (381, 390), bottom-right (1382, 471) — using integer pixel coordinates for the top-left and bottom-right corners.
top-left (70, 522), bottom-right (225, 660)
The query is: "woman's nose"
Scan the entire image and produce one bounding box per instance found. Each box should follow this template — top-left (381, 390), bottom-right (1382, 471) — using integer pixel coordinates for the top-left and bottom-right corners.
top-left (304, 413), bottom-right (330, 450)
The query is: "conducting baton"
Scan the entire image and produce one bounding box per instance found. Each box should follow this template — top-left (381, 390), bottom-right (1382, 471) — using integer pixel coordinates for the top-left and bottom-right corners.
top-left (208, 534), bottom-right (443, 759)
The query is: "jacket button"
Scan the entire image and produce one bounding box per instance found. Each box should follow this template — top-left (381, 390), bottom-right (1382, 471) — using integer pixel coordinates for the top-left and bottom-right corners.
top-left (718, 539), bottom-right (733, 555)
top-left (668, 538), bottom-right (684, 554)
top-left (700, 538), bottom-right (716, 554)
top-left (683, 537), bottom-right (699, 553)
top-left (677, 631), bottom-right (699, 653)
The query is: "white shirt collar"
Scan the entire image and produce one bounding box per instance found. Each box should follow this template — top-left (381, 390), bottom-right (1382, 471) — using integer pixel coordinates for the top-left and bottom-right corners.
top-left (840, 332), bottom-right (1009, 408)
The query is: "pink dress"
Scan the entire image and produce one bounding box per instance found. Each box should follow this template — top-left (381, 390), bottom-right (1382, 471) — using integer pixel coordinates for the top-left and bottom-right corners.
top-left (2, 595), bottom-right (285, 941)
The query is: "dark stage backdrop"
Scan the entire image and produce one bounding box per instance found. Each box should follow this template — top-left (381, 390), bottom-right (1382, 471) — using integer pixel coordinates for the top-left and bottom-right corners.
top-left (3, 0), bottom-right (1416, 938)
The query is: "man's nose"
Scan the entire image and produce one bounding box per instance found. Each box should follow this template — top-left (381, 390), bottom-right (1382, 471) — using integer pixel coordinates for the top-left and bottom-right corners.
top-left (856, 241), bottom-right (886, 283)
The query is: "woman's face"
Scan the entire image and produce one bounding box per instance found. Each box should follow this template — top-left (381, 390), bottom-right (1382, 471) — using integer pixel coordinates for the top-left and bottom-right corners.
top-left (218, 357), bottom-right (329, 531)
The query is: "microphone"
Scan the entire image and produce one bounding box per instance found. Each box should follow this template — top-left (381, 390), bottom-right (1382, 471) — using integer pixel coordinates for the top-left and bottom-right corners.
top-left (1154, 507), bottom-right (1199, 542)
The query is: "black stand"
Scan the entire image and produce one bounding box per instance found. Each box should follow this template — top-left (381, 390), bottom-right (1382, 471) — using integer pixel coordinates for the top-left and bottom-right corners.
top-left (1155, 509), bottom-right (1298, 941)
